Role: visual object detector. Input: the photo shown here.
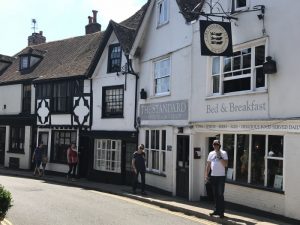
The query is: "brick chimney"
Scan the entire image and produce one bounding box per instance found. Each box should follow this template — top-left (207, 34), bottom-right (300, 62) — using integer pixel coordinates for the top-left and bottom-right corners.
top-left (28, 31), bottom-right (46, 46)
top-left (85, 10), bottom-right (101, 34)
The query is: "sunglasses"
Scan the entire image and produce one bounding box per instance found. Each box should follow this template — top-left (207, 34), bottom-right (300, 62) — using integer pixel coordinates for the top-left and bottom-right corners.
top-left (213, 143), bottom-right (220, 146)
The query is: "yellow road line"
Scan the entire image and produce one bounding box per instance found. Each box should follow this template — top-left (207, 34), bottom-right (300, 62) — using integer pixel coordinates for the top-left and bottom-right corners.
top-left (90, 191), bottom-right (219, 225)
top-left (3, 219), bottom-right (13, 225)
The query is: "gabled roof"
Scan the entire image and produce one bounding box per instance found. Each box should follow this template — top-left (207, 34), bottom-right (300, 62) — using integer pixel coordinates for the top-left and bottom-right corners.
top-left (0, 54), bottom-right (15, 63)
top-left (176, 0), bottom-right (204, 23)
top-left (0, 31), bottom-right (104, 84)
top-left (87, 1), bottom-right (150, 77)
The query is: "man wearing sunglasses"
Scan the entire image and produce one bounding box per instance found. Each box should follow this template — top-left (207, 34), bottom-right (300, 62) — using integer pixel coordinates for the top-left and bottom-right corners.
top-left (205, 139), bottom-right (228, 218)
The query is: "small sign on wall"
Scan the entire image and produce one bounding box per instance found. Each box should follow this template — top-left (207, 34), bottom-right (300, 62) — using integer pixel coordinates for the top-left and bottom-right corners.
top-left (194, 147), bottom-right (201, 159)
top-left (167, 145), bottom-right (172, 151)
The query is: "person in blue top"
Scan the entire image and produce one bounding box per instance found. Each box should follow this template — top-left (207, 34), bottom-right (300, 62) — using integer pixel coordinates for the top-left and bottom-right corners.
top-left (32, 143), bottom-right (43, 177)
top-left (132, 144), bottom-right (146, 195)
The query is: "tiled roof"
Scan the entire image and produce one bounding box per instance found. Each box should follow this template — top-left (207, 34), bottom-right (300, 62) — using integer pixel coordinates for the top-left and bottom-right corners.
top-left (0, 54), bottom-right (15, 63)
top-left (176, 0), bottom-right (204, 22)
top-left (0, 31), bottom-right (104, 84)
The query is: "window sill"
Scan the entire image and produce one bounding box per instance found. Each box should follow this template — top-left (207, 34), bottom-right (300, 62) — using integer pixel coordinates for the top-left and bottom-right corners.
top-left (206, 89), bottom-right (267, 100)
top-left (7, 150), bottom-right (25, 154)
top-left (146, 170), bottom-right (166, 177)
top-left (156, 21), bottom-right (169, 29)
top-left (150, 92), bottom-right (171, 99)
top-left (226, 179), bottom-right (284, 194)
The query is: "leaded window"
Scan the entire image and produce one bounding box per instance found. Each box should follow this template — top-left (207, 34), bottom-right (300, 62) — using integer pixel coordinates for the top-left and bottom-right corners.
top-left (108, 44), bottom-right (122, 73)
top-left (102, 85), bottom-right (124, 118)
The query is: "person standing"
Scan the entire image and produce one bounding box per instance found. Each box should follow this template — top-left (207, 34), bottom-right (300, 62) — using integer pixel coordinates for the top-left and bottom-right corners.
top-left (132, 144), bottom-right (147, 195)
top-left (67, 143), bottom-right (78, 181)
top-left (32, 143), bottom-right (43, 177)
top-left (205, 139), bottom-right (228, 218)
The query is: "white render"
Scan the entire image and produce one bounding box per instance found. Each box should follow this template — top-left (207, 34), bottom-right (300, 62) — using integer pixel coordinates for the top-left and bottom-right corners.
top-left (0, 84), bottom-right (22, 114)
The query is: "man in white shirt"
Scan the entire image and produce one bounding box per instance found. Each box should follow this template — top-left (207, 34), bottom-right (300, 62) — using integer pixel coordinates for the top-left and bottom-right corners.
top-left (205, 139), bottom-right (228, 218)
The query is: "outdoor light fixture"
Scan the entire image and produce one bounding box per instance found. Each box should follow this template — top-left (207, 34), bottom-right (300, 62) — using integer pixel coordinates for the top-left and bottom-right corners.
top-left (140, 89), bottom-right (147, 99)
top-left (263, 56), bottom-right (277, 74)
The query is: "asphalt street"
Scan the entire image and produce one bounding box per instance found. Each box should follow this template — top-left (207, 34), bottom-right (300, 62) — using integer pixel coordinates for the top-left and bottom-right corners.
top-left (1, 175), bottom-right (217, 225)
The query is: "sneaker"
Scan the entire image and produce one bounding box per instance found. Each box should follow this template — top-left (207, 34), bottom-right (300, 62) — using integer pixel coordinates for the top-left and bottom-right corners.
top-left (209, 211), bottom-right (219, 216)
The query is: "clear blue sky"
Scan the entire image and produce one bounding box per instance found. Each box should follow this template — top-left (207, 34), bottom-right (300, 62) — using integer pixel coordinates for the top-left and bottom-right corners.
top-left (0, 0), bottom-right (147, 56)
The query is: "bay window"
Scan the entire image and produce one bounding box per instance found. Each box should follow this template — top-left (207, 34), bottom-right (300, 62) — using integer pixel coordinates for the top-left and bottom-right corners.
top-left (220, 134), bottom-right (284, 191)
top-left (145, 129), bottom-right (166, 173)
top-left (210, 40), bottom-right (266, 95)
top-left (94, 139), bottom-right (121, 173)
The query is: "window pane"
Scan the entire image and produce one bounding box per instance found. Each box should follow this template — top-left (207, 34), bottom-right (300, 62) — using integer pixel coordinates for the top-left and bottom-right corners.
top-left (243, 54), bottom-right (251, 69)
top-left (256, 67), bottom-right (265, 88)
top-left (152, 150), bottom-right (159, 170)
top-left (155, 130), bottom-right (159, 149)
top-left (145, 130), bottom-right (149, 148)
top-left (223, 58), bottom-right (231, 72)
top-left (267, 159), bottom-right (283, 190)
top-left (212, 76), bottom-right (220, 93)
top-left (236, 0), bottom-right (246, 8)
top-left (251, 135), bottom-right (265, 186)
top-left (268, 135), bottom-right (284, 158)
top-left (224, 77), bottom-right (251, 93)
top-left (212, 57), bottom-right (220, 75)
top-left (255, 45), bottom-right (265, 66)
top-left (223, 134), bottom-right (234, 169)
top-left (162, 130), bottom-right (166, 150)
top-left (151, 130), bottom-right (155, 149)
top-left (233, 56), bottom-right (241, 71)
top-left (236, 134), bottom-right (249, 182)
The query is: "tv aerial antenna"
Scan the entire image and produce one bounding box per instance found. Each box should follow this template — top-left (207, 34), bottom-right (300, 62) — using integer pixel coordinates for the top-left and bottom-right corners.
top-left (32, 19), bottom-right (38, 33)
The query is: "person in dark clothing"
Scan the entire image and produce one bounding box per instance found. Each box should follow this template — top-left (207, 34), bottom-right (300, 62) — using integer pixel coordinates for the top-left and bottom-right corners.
top-left (67, 143), bottom-right (78, 181)
top-left (132, 144), bottom-right (146, 195)
top-left (32, 143), bottom-right (43, 177)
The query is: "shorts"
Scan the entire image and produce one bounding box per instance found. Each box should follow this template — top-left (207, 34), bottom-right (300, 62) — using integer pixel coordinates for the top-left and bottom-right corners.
top-left (35, 160), bottom-right (42, 168)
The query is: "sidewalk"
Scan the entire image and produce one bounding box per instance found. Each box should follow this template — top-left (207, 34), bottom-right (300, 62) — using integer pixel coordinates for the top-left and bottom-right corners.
top-left (0, 168), bottom-right (297, 225)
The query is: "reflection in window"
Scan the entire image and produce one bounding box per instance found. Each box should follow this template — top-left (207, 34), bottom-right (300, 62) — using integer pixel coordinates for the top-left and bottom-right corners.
top-left (251, 135), bottom-right (265, 186)
top-left (236, 134), bottom-right (249, 182)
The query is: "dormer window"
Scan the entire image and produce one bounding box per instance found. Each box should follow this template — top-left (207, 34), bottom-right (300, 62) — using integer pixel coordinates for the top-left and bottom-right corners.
top-left (107, 44), bottom-right (122, 73)
top-left (157, 0), bottom-right (169, 27)
top-left (19, 55), bottom-right (41, 71)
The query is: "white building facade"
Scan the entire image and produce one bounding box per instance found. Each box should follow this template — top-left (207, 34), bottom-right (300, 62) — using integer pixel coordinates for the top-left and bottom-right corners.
top-left (133, 0), bottom-right (300, 220)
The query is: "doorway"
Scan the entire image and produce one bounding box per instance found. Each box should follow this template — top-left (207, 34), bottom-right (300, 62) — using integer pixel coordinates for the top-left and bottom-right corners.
top-left (125, 143), bottom-right (136, 185)
top-left (0, 128), bottom-right (6, 166)
top-left (176, 135), bottom-right (190, 198)
top-left (78, 136), bottom-right (91, 178)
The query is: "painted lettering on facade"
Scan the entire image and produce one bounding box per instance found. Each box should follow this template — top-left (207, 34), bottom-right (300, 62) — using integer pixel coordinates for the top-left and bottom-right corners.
top-left (206, 100), bottom-right (266, 114)
top-left (140, 100), bottom-right (188, 120)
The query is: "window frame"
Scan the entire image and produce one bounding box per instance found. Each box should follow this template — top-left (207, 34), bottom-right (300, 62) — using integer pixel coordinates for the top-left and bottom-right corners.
top-left (94, 139), bottom-right (122, 173)
top-left (157, 0), bottom-right (169, 27)
top-left (102, 85), bottom-right (124, 118)
top-left (51, 130), bottom-right (77, 164)
top-left (9, 126), bottom-right (25, 153)
top-left (208, 38), bottom-right (268, 97)
top-left (107, 43), bottom-right (122, 73)
top-left (22, 84), bottom-right (31, 114)
top-left (145, 129), bottom-right (167, 174)
top-left (219, 133), bottom-right (284, 192)
top-left (19, 54), bottom-right (42, 71)
top-left (153, 56), bottom-right (171, 96)
top-left (232, 0), bottom-right (249, 12)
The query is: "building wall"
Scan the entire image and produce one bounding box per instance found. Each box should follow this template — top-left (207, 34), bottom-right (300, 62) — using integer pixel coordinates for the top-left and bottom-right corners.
top-left (0, 84), bottom-right (22, 115)
top-left (91, 32), bottom-right (136, 131)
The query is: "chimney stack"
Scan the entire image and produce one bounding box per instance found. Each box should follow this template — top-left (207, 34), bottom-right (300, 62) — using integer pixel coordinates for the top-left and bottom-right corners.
top-left (28, 31), bottom-right (46, 46)
top-left (85, 10), bottom-right (101, 34)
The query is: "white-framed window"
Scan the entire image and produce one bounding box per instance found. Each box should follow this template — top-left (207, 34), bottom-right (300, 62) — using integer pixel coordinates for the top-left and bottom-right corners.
top-left (157, 0), bottom-right (169, 27)
top-left (145, 129), bottom-right (166, 173)
top-left (154, 57), bottom-right (170, 95)
top-left (209, 39), bottom-right (266, 96)
top-left (94, 139), bottom-right (121, 173)
top-left (220, 133), bottom-right (284, 191)
top-left (232, 0), bottom-right (249, 11)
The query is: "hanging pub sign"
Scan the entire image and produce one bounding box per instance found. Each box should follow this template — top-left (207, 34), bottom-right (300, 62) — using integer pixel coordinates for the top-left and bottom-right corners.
top-left (200, 20), bottom-right (233, 56)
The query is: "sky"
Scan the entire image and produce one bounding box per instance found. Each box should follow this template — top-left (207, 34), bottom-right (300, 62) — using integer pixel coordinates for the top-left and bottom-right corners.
top-left (0, 0), bottom-right (147, 56)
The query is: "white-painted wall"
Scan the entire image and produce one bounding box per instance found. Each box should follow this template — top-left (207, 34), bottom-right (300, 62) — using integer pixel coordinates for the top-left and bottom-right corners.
top-left (0, 84), bottom-right (22, 114)
top-left (91, 32), bottom-right (136, 131)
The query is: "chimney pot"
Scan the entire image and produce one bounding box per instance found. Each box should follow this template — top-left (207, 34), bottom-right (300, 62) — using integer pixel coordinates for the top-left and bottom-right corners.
top-left (92, 10), bottom-right (98, 23)
top-left (88, 16), bottom-right (92, 24)
top-left (39, 31), bottom-right (43, 35)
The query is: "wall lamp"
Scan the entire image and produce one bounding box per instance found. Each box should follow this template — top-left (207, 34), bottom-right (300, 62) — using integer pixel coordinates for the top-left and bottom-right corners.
top-left (140, 89), bottom-right (147, 99)
top-left (263, 56), bottom-right (277, 74)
